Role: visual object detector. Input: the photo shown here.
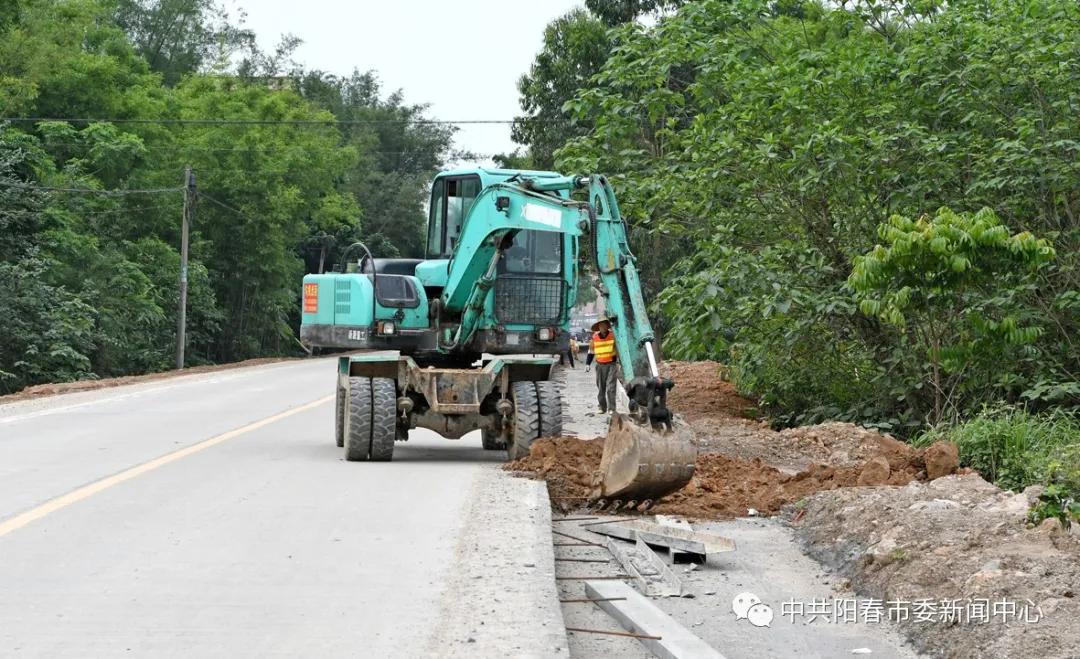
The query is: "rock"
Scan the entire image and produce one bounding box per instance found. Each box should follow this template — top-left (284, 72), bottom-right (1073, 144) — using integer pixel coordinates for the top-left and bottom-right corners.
top-left (857, 456), bottom-right (891, 486)
top-left (924, 441), bottom-right (959, 479)
top-left (1023, 485), bottom-right (1045, 506)
top-left (1036, 517), bottom-right (1064, 537)
top-left (908, 498), bottom-right (961, 513)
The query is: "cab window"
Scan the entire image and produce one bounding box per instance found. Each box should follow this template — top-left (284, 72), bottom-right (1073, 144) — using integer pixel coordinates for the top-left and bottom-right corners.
top-left (426, 178), bottom-right (445, 257)
top-left (427, 175), bottom-right (481, 258)
top-left (499, 230), bottom-right (563, 275)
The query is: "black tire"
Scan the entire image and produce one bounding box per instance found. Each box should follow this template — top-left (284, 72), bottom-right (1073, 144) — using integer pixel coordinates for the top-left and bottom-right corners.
top-left (344, 377), bottom-right (372, 461)
top-left (335, 384), bottom-right (346, 448)
top-left (481, 428), bottom-right (506, 450)
top-left (369, 377), bottom-right (396, 462)
top-left (506, 381), bottom-right (540, 461)
top-left (535, 381), bottom-right (563, 439)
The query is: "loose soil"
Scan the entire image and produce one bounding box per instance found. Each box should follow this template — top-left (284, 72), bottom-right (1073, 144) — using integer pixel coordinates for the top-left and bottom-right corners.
top-left (660, 360), bottom-right (757, 420)
top-left (0, 357), bottom-right (296, 403)
top-left (506, 434), bottom-right (960, 519)
top-left (508, 359), bottom-right (1080, 655)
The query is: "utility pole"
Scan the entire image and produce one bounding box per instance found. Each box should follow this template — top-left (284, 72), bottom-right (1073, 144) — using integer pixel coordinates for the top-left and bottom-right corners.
top-left (176, 166), bottom-right (195, 369)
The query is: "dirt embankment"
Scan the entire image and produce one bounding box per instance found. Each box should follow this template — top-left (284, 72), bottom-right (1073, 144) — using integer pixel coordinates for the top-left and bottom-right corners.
top-left (0, 357), bottom-right (296, 403)
top-left (507, 360), bottom-right (1080, 656)
top-left (791, 475), bottom-right (1080, 658)
top-left (509, 360), bottom-right (961, 517)
top-left (507, 430), bottom-right (960, 518)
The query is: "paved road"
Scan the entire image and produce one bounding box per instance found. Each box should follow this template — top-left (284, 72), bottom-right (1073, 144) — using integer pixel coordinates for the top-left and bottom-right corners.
top-left (0, 358), bottom-right (564, 657)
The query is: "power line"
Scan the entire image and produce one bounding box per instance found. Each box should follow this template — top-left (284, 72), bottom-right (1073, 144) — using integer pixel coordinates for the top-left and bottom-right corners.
top-left (198, 192), bottom-right (257, 223)
top-left (1, 117), bottom-right (517, 126)
top-left (0, 181), bottom-right (182, 195)
top-left (2, 204), bottom-right (177, 217)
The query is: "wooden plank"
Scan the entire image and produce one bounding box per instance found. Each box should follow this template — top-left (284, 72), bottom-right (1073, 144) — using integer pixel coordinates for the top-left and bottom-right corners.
top-left (587, 519), bottom-right (736, 556)
top-left (585, 580), bottom-right (727, 659)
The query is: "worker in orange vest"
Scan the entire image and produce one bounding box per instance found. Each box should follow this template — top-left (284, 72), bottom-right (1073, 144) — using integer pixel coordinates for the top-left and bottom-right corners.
top-left (589, 317), bottom-right (617, 414)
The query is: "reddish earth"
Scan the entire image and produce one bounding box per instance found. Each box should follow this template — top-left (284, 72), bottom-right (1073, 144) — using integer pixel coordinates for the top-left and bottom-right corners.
top-left (506, 361), bottom-right (962, 518)
top-left (659, 360), bottom-right (756, 420)
top-left (506, 434), bottom-right (960, 519)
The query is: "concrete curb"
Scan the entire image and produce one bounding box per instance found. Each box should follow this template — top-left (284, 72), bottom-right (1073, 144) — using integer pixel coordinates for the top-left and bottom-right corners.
top-left (425, 466), bottom-right (570, 657)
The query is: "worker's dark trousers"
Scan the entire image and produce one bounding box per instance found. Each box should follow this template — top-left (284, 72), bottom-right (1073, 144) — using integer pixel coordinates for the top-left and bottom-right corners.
top-left (595, 361), bottom-right (617, 412)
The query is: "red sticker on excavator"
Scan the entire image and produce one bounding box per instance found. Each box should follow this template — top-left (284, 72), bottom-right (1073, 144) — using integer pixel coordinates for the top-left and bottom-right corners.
top-left (303, 283), bottom-right (318, 313)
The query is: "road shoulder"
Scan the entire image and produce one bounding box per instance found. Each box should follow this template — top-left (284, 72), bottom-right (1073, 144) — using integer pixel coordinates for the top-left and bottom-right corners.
top-left (426, 465), bottom-right (569, 657)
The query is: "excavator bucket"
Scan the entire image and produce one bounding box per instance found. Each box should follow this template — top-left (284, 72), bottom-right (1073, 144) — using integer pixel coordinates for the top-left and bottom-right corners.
top-left (596, 413), bottom-right (697, 506)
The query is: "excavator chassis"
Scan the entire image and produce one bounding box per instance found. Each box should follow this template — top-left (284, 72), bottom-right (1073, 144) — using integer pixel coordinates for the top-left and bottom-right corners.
top-left (334, 352), bottom-right (560, 461)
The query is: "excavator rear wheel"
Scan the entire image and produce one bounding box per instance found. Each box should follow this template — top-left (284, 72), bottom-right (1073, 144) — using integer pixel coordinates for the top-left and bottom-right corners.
top-left (506, 381), bottom-right (540, 460)
top-left (344, 377), bottom-right (372, 461)
top-left (369, 377), bottom-right (396, 462)
top-left (334, 384), bottom-right (346, 448)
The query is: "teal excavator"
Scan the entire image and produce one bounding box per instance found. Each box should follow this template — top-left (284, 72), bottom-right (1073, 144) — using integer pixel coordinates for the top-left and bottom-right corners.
top-left (300, 169), bottom-right (694, 507)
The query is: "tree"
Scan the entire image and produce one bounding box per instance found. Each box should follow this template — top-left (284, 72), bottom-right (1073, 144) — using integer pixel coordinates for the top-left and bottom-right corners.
top-left (559, 0), bottom-right (1080, 430)
top-left (113, 0), bottom-right (255, 85)
top-left (295, 70), bottom-right (454, 260)
top-left (512, 9), bottom-right (612, 169)
top-left (585, 0), bottom-right (687, 26)
top-left (851, 208), bottom-right (1055, 425)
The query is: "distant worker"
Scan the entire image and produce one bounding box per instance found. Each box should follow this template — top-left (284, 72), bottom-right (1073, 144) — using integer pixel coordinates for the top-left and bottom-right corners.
top-left (585, 335), bottom-right (595, 372)
top-left (568, 336), bottom-right (579, 369)
top-left (561, 335), bottom-right (577, 369)
top-left (589, 317), bottom-right (617, 414)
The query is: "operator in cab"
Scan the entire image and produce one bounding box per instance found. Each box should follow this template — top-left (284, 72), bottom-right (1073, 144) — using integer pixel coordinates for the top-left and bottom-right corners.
top-left (589, 317), bottom-right (617, 414)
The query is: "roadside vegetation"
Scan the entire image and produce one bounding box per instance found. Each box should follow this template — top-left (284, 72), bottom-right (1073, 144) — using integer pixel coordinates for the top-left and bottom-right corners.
top-left (511, 0), bottom-right (1078, 497)
top-left (916, 409), bottom-right (1080, 528)
top-left (0, 0), bottom-right (452, 394)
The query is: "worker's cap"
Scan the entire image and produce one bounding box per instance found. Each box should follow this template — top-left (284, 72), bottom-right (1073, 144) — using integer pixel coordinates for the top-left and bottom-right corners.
top-left (591, 317), bottom-right (612, 332)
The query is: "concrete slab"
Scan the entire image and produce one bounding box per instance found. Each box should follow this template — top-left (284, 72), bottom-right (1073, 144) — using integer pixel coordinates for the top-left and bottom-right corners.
top-left (586, 519), bottom-right (737, 556)
top-left (585, 580), bottom-right (726, 659)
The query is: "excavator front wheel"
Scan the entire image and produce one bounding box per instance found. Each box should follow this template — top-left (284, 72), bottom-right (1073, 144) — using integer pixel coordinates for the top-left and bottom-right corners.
top-left (506, 381), bottom-right (540, 460)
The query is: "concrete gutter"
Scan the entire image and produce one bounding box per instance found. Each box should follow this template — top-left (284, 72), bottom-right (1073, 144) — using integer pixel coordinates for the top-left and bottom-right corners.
top-left (426, 466), bottom-right (570, 657)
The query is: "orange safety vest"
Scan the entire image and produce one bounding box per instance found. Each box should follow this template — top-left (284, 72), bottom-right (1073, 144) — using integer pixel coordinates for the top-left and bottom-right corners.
top-left (591, 331), bottom-right (616, 364)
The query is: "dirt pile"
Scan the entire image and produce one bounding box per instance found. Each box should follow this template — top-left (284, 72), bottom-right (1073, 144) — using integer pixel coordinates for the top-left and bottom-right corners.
top-left (660, 360), bottom-right (757, 420)
top-left (506, 434), bottom-right (960, 519)
top-left (790, 474), bottom-right (1080, 658)
top-left (504, 437), bottom-right (603, 506)
top-left (655, 436), bottom-right (958, 518)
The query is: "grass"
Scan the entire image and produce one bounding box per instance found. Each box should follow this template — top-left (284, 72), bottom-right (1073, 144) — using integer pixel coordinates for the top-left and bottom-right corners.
top-left (915, 407), bottom-right (1080, 527)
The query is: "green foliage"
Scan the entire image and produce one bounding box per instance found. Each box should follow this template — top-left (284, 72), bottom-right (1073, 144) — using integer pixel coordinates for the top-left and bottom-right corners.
top-left (585, 0), bottom-right (689, 26)
top-left (554, 0), bottom-right (1080, 431)
top-left (850, 208), bottom-right (1055, 424)
top-left (0, 0), bottom-right (451, 393)
top-left (293, 70), bottom-right (454, 260)
top-left (915, 407), bottom-right (1080, 527)
top-left (113, 0), bottom-right (255, 85)
top-left (513, 9), bottom-right (612, 169)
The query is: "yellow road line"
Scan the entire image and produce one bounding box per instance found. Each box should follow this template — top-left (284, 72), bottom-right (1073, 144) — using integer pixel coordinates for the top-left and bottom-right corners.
top-left (0, 394), bottom-right (333, 539)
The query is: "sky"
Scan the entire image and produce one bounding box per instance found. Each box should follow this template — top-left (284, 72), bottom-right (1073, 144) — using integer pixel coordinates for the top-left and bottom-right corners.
top-left (236, 0), bottom-right (584, 160)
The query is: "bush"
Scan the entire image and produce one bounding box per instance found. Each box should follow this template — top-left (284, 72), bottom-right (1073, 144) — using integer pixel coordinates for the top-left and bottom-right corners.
top-left (915, 408), bottom-right (1080, 527)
